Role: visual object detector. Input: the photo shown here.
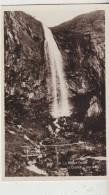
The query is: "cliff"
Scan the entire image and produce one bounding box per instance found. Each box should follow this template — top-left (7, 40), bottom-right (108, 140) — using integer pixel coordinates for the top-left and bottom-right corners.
top-left (52, 10), bottom-right (105, 94)
top-left (51, 10), bottom-right (105, 137)
top-left (5, 11), bottom-right (48, 121)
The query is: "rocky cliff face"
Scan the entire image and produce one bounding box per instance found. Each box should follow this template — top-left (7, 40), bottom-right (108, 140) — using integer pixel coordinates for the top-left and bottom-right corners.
top-left (51, 10), bottom-right (105, 131)
top-left (5, 11), bottom-right (48, 121)
top-left (52, 11), bottom-right (105, 96)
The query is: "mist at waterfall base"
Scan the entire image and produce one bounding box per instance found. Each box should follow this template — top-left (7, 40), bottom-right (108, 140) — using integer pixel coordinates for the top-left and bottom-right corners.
top-left (43, 24), bottom-right (72, 118)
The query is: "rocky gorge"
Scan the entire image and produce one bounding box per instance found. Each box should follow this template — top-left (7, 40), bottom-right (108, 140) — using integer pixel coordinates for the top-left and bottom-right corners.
top-left (4, 10), bottom-right (106, 177)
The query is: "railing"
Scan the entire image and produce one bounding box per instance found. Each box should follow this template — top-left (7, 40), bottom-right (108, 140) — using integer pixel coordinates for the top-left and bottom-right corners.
top-left (22, 142), bottom-right (86, 163)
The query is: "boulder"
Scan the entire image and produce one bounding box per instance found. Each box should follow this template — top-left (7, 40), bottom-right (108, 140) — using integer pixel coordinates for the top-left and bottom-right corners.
top-left (86, 96), bottom-right (102, 118)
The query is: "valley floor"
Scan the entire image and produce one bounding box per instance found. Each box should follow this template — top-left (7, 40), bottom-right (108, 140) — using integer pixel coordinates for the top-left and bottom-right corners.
top-left (5, 117), bottom-right (106, 177)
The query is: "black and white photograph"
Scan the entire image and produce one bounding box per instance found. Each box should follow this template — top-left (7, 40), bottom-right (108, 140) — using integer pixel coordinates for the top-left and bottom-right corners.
top-left (2, 4), bottom-right (107, 178)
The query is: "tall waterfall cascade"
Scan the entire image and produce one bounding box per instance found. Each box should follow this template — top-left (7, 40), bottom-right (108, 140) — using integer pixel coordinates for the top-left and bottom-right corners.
top-left (43, 24), bottom-right (70, 118)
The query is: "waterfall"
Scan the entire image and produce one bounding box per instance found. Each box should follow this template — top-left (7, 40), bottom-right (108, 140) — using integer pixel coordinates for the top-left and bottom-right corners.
top-left (43, 24), bottom-right (70, 118)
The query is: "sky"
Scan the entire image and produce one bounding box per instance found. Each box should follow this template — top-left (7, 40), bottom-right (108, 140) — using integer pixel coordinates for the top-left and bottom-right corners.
top-left (25, 5), bottom-right (98, 27)
top-left (9, 5), bottom-right (101, 27)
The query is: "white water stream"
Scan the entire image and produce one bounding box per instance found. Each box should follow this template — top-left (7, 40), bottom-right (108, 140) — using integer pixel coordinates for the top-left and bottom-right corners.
top-left (43, 24), bottom-right (70, 118)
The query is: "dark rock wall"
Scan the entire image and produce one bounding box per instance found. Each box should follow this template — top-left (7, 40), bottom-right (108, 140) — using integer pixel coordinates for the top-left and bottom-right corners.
top-left (4, 11), bottom-right (47, 119)
top-left (51, 10), bottom-right (105, 127)
top-left (51, 10), bottom-right (105, 94)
